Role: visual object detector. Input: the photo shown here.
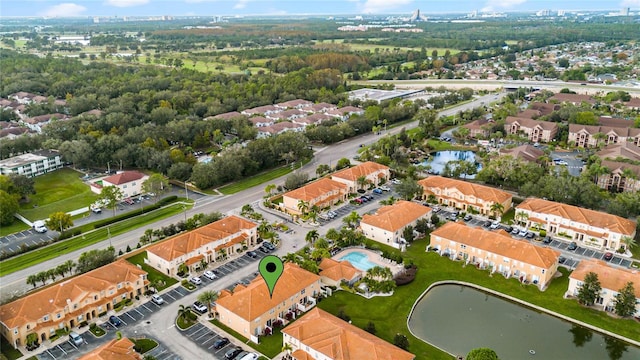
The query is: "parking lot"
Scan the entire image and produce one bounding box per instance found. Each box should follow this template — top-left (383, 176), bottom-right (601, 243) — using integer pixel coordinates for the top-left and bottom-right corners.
top-left (0, 228), bottom-right (56, 255)
top-left (180, 323), bottom-right (240, 359)
top-left (318, 187), bottom-right (396, 224)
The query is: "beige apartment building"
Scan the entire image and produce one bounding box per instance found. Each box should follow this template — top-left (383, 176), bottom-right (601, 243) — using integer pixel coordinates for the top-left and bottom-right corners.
top-left (282, 177), bottom-right (348, 215)
top-left (418, 176), bottom-right (512, 218)
top-left (430, 222), bottom-right (560, 289)
top-left (0, 260), bottom-right (148, 348)
top-left (146, 215), bottom-right (257, 276)
top-left (567, 260), bottom-right (640, 317)
top-left (216, 263), bottom-right (322, 341)
top-left (568, 124), bottom-right (640, 148)
top-left (516, 198), bottom-right (637, 251)
top-left (504, 116), bottom-right (558, 143)
top-left (330, 161), bottom-right (391, 193)
top-left (360, 200), bottom-right (431, 250)
top-left (282, 308), bottom-right (415, 360)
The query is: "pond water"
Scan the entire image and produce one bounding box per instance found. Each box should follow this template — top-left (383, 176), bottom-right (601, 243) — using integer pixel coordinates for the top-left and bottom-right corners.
top-left (408, 284), bottom-right (640, 360)
top-left (421, 151), bottom-right (481, 179)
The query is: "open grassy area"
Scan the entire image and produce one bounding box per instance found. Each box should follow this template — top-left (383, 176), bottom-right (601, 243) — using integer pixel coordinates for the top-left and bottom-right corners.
top-left (318, 237), bottom-right (640, 360)
top-left (126, 252), bottom-right (178, 291)
top-left (19, 168), bottom-right (98, 221)
top-left (130, 338), bottom-right (158, 353)
top-left (0, 203), bottom-right (191, 277)
top-left (1, 334), bottom-right (23, 360)
top-left (177, 310), bottom-right (198, 330)
top-left (217, 159), bottom-right (309, 195)
top-left (211, 319), bottom-right (283, 358)
top-left (0, 221), bottom-right (30, 237)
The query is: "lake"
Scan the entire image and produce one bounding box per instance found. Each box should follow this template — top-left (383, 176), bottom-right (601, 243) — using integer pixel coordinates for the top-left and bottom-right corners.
top-left (421, 151), bottom-right (481, 179)
top-left (408, 284), bottom-right (640, 360)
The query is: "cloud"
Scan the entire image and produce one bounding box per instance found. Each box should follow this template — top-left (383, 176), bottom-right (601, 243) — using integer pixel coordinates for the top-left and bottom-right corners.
top-left (482, 0), bottom-right (527, 12)
top-left (361, 0), bottom-right (414, 14)
top-left (40, 3), bottom-right (87, 17)
top-left (234, 0), bottom-right (249, 9)
top-left (620, 0), bottom-right (640, 6)
top-left (105, 0), bottom-right (150, 7)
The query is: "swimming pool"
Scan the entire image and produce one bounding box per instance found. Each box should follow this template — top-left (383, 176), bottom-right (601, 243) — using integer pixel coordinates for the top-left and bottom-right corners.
top-left (339, 251), bottom-right (378, 271)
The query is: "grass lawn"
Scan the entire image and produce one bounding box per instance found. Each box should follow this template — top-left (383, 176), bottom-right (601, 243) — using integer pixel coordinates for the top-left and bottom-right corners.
top-left (211, 319), bottom-right (283, 358)
top-left (19, 168), bottom-right (98, 221)
top-left (0, 221), bottom-right (30, 237)
top-left (1, 334), bottom-right (23, 360)
top-left (176, 311), bottom-right (198, 330)
top-left (318, 237), bottom-right (640, 360)
top-left (89, 325), bottom-right (106, 337)
top-left (217, 159), bottom-right (310, 195)
top-left (0, 203), bottom-right (191, 277)
top-left (126, 252), bottom-right (178, 291)
top-left (130, 338), bottom-right (158, 353)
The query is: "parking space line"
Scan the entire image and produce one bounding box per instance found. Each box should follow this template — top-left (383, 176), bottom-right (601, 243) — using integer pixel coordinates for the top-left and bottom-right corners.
top-left (142, 303), bottom-right (154, 311)
top-left (46, 349), bottom-right (56, 359)
top-left (124, 312), bottom-right (136, 321)
top-left (133, 308), bottom-right (144, 317)
top-left (164, 292), bottom-right (176, 300)
top-left (68, 341), bottom-right (78, 350)
top-left (189, 327), bottom-right (208, 338)
top-left (57, 345), bottom-right (67, 356)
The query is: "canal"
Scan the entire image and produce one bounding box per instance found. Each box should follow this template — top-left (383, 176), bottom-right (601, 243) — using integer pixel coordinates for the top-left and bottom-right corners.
top-left (408, 284), bottom-right (640, 360)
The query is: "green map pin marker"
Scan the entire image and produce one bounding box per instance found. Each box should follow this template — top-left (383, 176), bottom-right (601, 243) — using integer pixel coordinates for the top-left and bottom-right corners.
top-left (259, 255), bottom-right (284, 299)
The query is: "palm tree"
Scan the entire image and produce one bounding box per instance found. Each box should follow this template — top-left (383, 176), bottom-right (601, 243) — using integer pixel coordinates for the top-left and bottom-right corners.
top-left (356, 176), bottom-right (369, 191)
top-left (36, 271), bottom-right (47, 286)
top-left (621, 236), bottom-right (637, 251)
top-left (264, 184), bottom-right (276, 197)
top-left (197, 290), bottom-right (219, 317)
top-left (258, 221), bottom-right (272, 239)
top-left (61, 260), bottom-right (75, 276)
top-left (282, 253), bottom-right (298, 264)
top-left (490, 202), bottom-right (505, 218)
top-left (26, 274), bottom-right (38, 288)
top-left (46, 269), bottom-right (57, 282)
top-left (177, 304), bottom-right (189, 322)
top-left (325, 228), bottom-right (341, 242)
top-left (342, 211), bottom-right (362, 229)
top-left (282, 343), bottom-right (293, 359)
top-left (297, 200), bottom-right (309, 215)
top-left (305, 230), bottom-right (319, 247)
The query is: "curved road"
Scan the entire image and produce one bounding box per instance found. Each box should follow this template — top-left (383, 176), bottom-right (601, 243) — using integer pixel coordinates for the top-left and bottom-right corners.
top-left (0, 92), bottom-right (502, 300)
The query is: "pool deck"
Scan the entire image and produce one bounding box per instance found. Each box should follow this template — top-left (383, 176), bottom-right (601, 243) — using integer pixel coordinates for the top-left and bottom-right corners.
top-left (334, 248), bottom-right (404, 276)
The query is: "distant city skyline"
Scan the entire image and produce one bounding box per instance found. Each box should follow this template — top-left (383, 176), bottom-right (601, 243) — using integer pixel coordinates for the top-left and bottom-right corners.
top-left (0, 0), bottom-right (637, 18)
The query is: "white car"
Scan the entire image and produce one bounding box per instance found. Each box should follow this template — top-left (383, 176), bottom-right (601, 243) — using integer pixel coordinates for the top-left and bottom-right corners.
top-left (192, 301), bottom-right (208, 314)
top-left (518, 229), bottom-right (528, 237)
top-left (189, 277), bottom-right (202, 285)
top-left (379, 185), bottom-right (391, 191)
top-left (203, 270), bottom-right (216, 280)
top-left (33, 220), bottom-right (47, 233)
top-left (489, 221), bottom-right (500, 230)
top-left (390, 179), bottom-right (401, 185)
top-left (151, 294), bottom-right (164, 305)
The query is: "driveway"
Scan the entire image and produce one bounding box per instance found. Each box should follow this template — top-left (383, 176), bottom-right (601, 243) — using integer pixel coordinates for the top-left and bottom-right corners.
top-left (551, 151), bottom-right (584, 177)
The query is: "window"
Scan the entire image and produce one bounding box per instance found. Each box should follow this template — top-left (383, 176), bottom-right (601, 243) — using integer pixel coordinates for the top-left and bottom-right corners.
top-left (117, 283), bottom-right (122, 289)
top-left (13, 329), bottom-right (18, 335)
top-left (301, 289), bottom-right (305, 295)
top-left (43, 315), bottom-right (49, 321)
top-left (77, 315), bottom-right (83, 321)
top-left (542, 269), bottom-right (546, 274)
top-left (56, 313), bottom-right (61, 319)
top-left (460, 245), bottom-right (466, 249)
top-left (26, 325), bottom-right (30, 330)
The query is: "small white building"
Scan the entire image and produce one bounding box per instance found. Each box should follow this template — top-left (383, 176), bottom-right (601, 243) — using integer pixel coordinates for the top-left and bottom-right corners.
top-left (360, 200), bottom-right (431, 249)
top-left (91, 171), bottom-right (148, 198)
top-left (0, 150), bottom-right (62, 178)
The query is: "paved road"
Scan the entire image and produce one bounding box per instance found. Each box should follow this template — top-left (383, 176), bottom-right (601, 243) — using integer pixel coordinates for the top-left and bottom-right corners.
top-left (0, 93), bottom-right (500, 301)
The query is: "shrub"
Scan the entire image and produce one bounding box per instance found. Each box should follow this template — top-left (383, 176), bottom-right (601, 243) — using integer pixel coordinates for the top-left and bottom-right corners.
top-left (539, 230), bottom-right (547, 237)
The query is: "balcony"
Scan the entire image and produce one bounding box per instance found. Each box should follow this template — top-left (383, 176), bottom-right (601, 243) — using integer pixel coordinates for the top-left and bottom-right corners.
top-left (295, 297), bottom-right (317, 312)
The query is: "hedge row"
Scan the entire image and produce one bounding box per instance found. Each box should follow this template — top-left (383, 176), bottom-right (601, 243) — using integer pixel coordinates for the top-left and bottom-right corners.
top-left (93, 196), bottom-right (178, 229)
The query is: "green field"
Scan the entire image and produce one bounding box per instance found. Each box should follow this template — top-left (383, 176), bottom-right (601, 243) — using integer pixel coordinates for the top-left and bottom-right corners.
top-left (212, 319), bottom-right (283, 358)
top-left (18, 168), bottom-right (98, 221)
top-left (217, 160), bottom-right (309, 195)
top-left (318, 237), bottom-right (640, 360)
top-left (0, 221), bottom-right (30, 237)
top-left (0, 334), bottom-right (23, 360)
top-left (0, 202), bottom-right (192, 277)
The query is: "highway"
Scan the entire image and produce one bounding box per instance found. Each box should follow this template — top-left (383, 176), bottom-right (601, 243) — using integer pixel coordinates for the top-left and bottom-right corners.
top-left (0, 92), bottom-right (502, 301)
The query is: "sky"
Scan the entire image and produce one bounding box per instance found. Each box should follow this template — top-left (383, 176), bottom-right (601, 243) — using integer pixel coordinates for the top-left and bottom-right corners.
top-left (0, 0), bottom-right (637, 18)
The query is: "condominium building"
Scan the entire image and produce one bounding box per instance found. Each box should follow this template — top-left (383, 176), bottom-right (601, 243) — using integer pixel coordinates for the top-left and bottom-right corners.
top-left (282, 177), bottom-right (348, 215)
top-left (330, 161), bottom-right (390, 193)
top-left (504, 116), bottom-right (558, 143)
top-left (360, 200), bottom-right (431, 249)
top-left (0, 150), bottom-right (62, 178)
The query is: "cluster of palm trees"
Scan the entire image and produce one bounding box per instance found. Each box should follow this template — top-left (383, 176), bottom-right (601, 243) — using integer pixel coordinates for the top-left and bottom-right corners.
top-left (296, 200), bottom-right (320, 223)
top-left (362, 266), bottom-right (396, 293)
top-left (26, 260), bottom-right (75, 289)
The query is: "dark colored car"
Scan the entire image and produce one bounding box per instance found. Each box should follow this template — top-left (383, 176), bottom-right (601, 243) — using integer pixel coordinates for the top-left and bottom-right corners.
top-left (214, 337), bottom-right (230, 349)
top-left (568, 242), bottom-right (578, 251)
top-left (543, 236), bottom-right (552, 244)
top-left (482, 220), bottom-right (492, 228)
top-left (559, 256), bottom-right (566, 264)
top-left (504, 226), bottom-right (513, 233)
top-left (526, 232), bottom-right (535, 239)
top-left (373, 188), bottom-right (383, 194)
top-left (604, 252), bottom-right (614, 261)
top-left (225, 347), bottom-right (244, 359)
top-left (109, 315), bottom-right (122, 327)
top-left (365, 195), bottom-right (374, 201)
top-left (246, 251), bottom-right (257, 258)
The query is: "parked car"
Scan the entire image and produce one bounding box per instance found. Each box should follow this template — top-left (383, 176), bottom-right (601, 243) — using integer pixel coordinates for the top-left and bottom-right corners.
top-left (449, 213), bottom-right (458, 221)
top-left (511, 227), bottom-right (520, 235)
top-left (489, 221), bottom-right (500, 230)
top-left (246, 251), bottom-right (258, 258)
top-left (192, 301), bottom-right (208, 314)
top-left (463, 214), bottom-right (472, 221)
top-left (109, 315), bottom-right (122, 327)
top-left (203, 270), bottom-right (216, 280)
top-left (33, 220), bottom-right (48, 233)
top-left (518, 229), bottom-right (528, 237)
top-left (568, 242), bottom-right (578, 251)
top-left (225, 347), bottom-right (244, 359)
top-left (373, 188), bottom-right (383, 194)
top-left (391, 179), bottom-right (401, 185)
top-left (604, 252), bottom-right (614, 261)
top-left (526, 232), bottom-right (535, 239)
top-left (239, 353), bottom-right (259, 360)
top-left (151, 294), bottom-right (164, 305)
top-left (432, 206), bottom-right (440, 213)
top-left (263, 242), bottom-right (276, 250)
top-left (328, 211), bottom-right (337, 218)
top-left (365, 195), bottom-right (374, 200)
top-left (69, 331), bottom-right (83, 346)
top-left (189, 277), bottom-right (202, 285)
top-left (359, 196), bottom-right (369, 202)
top-left (380, 185), bottom-right (391, 191)
top-left (543, 236), bottom-right (552, 244)
top-left (482, 220), bottom-right (492, 228)
top-left (214, 337), bottom-right (230, 349)
top-left (354, 198), bottom-right (364, 204)
top-left (504, 226), bottom-right (513, 233)
top-left (233, 352), bottom-right (250, 360)
top-left (559, 256), bottom-right (567, 264)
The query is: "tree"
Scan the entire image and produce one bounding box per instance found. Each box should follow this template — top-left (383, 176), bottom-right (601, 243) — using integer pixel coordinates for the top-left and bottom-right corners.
top-left (490, 202), bottom-right (505, 219)
top-left (396, 179), bottom-right (423, 200)
top-left (515, 211), bottom-right (529, 225)
top-left (356, 175), bottom-right (369, 190)
top-left (297, 200), bottom-right (309, 215)
top-left (415, 218), bottom-right (430, 233)
top-left (197, 290), bottom-right (218, 317)
top-left (60, 260), bottom-right (75, 276)
top-left (316, 164), bottom-right (331, 176)
top-left (621, 236), bottom-right (637, 251)
top-left (0, 189), bottom-right (19, 226)
top-left (36, 271), bottom-right (47, 286)
top-left (337, 309), bottom-right (350, 322)
top-left (46, 268), bottom-right (57, 282)
top-left (364, 321), bottom-right (376, 334)
top-left (264, 183), bottom-right (276, 197)
top-left (8, 174), bottom-right (35, 202)
top-left (177, 304), bottom-right (190, 322)
top-left (577, 272), bottom-right (601, 306)
top-left (98, 185), bottom-right (124, 217)
top-left (613, 282), bottom-right (637, 317)
top-left (284, 172), bottom-right (309, 190)
top-left (76, 247), bottom-right (116, 274)
top-left (342, 211), bottom-right (361, 229)
top-left (45, 211), bottom-right (74, 233)
top-left (467, 347), bottom-right (499, 360)
top-left (393, 334), bottom-right (409, 350)
top-left (142, 174), bottom-right (169, 203)
top-left (305, 230), bottom-right (319, 247)
top-left (335, 158), bottom-right (351, 170)
top-left (26, 274), bottom-right (38, 288)
top-left (402, 225), bottom-right (415, 243)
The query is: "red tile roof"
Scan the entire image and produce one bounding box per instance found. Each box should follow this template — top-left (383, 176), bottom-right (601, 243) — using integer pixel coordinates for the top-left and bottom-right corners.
top-left (103, 171), bottom-right (146, 185)
top-left (331, 161), bottom-right (389, 182)
top-left (361, 200), bottom-right (430, 232)
top-left (418, 176), bottom-right (512, 204)
top-left (571, 260), bottom-right (640, 298)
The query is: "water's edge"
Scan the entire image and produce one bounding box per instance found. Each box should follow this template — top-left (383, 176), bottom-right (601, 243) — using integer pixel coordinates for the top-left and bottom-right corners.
top-left (405, 280), bottom-right (640, 356)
